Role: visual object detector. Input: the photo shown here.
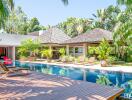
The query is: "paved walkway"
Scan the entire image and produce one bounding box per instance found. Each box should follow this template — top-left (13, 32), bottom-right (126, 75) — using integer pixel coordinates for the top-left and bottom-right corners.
top-left (0, 72), bottom-right (123, 100)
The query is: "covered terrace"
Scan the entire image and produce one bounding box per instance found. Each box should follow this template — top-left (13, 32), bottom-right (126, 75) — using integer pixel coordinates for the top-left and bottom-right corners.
top-left (62, 28), bottom-right (113, 57)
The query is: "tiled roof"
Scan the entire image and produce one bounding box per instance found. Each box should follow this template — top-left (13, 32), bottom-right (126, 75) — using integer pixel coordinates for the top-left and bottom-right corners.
top-left (27, 31), bottom-right (39, 36)
top-left (38, 28), bottom-right (71, 44)
top-left (62, 28), bottom-right (113, 44)
top-left (0, 33), bottom-right (37, 46)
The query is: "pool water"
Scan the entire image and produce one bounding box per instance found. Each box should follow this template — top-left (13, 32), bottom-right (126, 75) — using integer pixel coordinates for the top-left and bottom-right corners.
top-left (15, 61), bottom-right (132, 99)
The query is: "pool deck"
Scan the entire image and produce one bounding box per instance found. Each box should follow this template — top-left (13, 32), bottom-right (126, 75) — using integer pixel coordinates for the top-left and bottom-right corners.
top-left (20, 61), bottom-right (132, 73)
top-left (0, 72), bottom-right (124, 100)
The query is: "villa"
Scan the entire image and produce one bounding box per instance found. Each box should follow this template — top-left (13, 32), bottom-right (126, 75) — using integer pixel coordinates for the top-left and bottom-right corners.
top-left (0, 28), bottom-right (131, 100)
top-left (62, 28), bottom-right (113, 57)
top-left (1, 0), bottom-right (132, 99)
top-left (0, 28), bottom-right (113, 61)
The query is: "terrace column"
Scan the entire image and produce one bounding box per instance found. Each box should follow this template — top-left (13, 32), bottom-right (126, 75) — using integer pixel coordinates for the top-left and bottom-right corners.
top-left (83, 43), bottom-right (87, 58)
top-left (12, 46), bottom-right (15, 61)
top-left (66, 45), bottom-right (69, 56)
top-left (73, 47), bottom-right (75, 57)
top-left (49, 45), bottom-right (52, 50)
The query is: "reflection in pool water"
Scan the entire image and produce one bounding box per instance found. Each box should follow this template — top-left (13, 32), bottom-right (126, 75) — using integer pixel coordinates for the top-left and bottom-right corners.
top-left (15, 61), bottom-right (132, 99)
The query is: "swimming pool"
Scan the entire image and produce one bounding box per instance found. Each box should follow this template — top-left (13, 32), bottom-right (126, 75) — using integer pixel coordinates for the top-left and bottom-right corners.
top-left (15, 61), bottom-right (132, 99)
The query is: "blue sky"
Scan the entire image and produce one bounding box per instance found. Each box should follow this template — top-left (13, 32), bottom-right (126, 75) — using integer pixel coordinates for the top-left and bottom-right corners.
top-left (14, 0), bottom-right (116, 26)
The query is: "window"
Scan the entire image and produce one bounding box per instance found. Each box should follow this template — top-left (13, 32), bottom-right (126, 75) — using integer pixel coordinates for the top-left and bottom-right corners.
top-left (75, 47), bottom-right (83, 53)
top-left (69, 47), bottom-right (74, 53)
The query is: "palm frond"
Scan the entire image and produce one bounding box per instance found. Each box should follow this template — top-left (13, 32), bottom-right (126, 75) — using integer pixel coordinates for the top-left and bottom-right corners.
top-left (0, 0), bottom-right (14, 27)
top-left (117, 0), bottom-right (132, 5)
top-left (8, 0), bottom-right (14, 10)
top-left (61, 0), bottom-right (68, 6)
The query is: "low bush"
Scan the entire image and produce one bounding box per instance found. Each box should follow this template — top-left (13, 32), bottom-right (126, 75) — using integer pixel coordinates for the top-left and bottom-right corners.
top-left (59, 48), bottom-right (66, 58)
top-left (96, 39), bottom-right (111, 60)
top-left (61, 55), bottom-right (75, 62)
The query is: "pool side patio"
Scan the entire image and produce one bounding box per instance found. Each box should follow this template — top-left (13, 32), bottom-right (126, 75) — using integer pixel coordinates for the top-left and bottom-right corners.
top-left (0, 72), bottom-right (123, 100)
top-left (20, 61), bottom-right (132, 73)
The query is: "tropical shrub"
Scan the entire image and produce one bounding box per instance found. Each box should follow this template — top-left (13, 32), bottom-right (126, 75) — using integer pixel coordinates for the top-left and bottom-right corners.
top-left (17, 47), bottom-right (28, 58)
top-left (96, 39), bottom-right (111, 60)
top-left (59, 48), bottom-right (66, 58)
top-left (61, 55), bottom-right (75, 62)
top-left (126, 45), bottom-right (132, 62)
top-left (108, 56), bottom-right (119, 64)
top-left (113, 19), bottom-right (132, 61)
top-left (76, 56), bottom-right (88, 63)
top-left (88, 47), bottom-right (97, 57)
top-left (41, 49), bottom-right (53, 60)
top-left (18, 39), bottom-right (40, 59)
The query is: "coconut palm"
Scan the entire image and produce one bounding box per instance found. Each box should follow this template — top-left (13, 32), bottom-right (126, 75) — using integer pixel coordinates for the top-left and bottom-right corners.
top-left (0, 0), bottom-right (14, 27)
top-left (61, 0), bottom-right (68, 5)
top-left (117, 0), bottom-right (132, 5)
top-left (62, 0), bottom-right (132, 6)
top-left (117, 0), bottom-right (132, 12)
top-left (93, 5), bottom-right (121, 31)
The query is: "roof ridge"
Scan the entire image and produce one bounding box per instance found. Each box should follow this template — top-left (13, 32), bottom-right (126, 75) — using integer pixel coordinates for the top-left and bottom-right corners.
top-left (62, 28), bottom-right (113, 44)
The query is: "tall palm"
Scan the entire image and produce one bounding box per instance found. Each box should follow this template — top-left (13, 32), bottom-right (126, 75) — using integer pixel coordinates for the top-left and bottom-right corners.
top-left (93, 9), bottom-right (106, 22)
top-left (117, 0), bottom-right (132, 12)
top-left (93, 5), bottom-right (121, 31)
top-left (62, 0), bottom-right (132, 6)
top-left (117, 0), bottom-right (132, 5)
top-left (61, 0), bottom-right (68, 5)
top-left (0, 0), bottom-right (14, 27)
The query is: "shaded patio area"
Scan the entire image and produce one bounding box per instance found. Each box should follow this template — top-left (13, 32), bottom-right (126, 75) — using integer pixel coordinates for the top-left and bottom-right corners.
top-left (0, 72), bottom-right (123, 100)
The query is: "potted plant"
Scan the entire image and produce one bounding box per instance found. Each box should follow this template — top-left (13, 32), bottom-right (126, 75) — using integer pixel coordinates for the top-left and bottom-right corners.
top-left (61, 55), bottom-right (69, 63)
top-left (96, 39), bottom-right (111, 67)
top-left (68, 55), bottom-right (75, 63)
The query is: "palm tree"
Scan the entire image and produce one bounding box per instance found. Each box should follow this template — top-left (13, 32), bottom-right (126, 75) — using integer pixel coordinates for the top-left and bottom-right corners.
top-left (93, 5), bottom-right (121, 31)
top-left (117, 0), bottom-right (132, 12)
top-left (62, 0), bottom-right (132, 6)
top-left (0, 0), bottom-right (14, 27)
top-left (61, 0), bottom-right (68, 5)
top-left (117, 0), bottom-right (132, 5)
